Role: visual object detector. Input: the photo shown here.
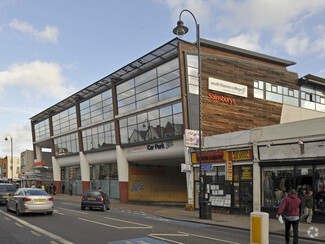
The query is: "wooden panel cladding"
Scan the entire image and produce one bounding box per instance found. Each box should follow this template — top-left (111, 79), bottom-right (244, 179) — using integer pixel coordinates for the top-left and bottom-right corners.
top-left (177, 42), bottom-right (300, 137)
top-left (201, 54), bottom-right (299, 137)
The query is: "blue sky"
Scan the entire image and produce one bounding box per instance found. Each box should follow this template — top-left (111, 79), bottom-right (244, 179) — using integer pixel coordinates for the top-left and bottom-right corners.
top-left (0, 0), bottom-right (325, 157)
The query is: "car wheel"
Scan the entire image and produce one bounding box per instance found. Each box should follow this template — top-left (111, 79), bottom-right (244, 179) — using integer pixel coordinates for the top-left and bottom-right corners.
top-left (107, 203), bottom-right (111, 210)
top-left (6, 203), bottom-right (10, 212)
top-left (81, 206), bottom-right (85, 210)
top-left (47, 211), bottom-right (53, 215)
top-left (16, 205), bottom-right (21, 216)
top-left (101, 204), bottom-right (106, 212)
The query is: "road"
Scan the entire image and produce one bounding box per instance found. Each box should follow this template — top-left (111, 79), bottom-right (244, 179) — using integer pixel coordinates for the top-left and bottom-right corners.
top-left (0, 201), bottom-right (323, 244)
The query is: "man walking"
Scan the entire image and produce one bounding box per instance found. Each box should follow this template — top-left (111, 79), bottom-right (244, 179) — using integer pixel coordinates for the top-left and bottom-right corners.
top-left (276, 189), bottom-right (301, 244)
top-left (300, 191), bottom-right (313, 224)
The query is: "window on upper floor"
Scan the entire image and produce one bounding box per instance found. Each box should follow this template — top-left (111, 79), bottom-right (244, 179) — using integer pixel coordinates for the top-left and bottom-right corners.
top-left (34, 119), bottom-right (50, 141)
top-left (52, 107), bottom-right (77, 136)
top-left (116, 58), bottom-right (180, 114)
top-left (119, 102), bottom-right (183, 144)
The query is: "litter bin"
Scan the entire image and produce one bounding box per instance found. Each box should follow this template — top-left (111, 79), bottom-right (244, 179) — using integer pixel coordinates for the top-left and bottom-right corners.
top-left (200, 201), bottom-right (212, 219)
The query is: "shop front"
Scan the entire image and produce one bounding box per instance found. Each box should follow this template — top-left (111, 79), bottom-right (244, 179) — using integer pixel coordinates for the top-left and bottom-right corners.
top-left (258, 139), bottom-right (325, 222)
top-left (192, 149), bottom-right (253, 215)
top-left (261, 161), bottom-right (325, 221)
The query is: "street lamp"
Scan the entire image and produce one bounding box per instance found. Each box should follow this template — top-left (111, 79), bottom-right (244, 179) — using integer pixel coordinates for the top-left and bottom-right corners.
top-left (5, 136), bottom-right (13, 183)
top-left (173, 10), bottom-right (204, 218)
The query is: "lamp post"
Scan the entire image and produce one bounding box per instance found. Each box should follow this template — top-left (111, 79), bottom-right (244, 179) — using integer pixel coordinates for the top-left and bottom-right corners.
top-left (5, 136), bottom-right (13, 183)
top-left (173, 10), bottom-right (204, 218)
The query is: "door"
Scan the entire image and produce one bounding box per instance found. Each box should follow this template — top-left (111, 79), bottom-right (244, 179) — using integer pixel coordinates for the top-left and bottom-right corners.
top-left (232, 165), bottom-right (253, 214)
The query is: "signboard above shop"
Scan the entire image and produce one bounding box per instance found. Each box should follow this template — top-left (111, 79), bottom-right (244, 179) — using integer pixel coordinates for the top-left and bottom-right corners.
top-left (192, 151), bottom-right (225, 164)
top-left (229, 149), bottom-right (253, 161)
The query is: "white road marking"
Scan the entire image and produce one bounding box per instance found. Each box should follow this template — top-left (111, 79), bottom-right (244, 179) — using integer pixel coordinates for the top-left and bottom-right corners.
top-left (148, 233), bottom-right (186, 244)
top-left (104, 216), bottom-right (152, 229)
top-left (178, 231), bottom-right (240, 244)
top-left (79, 217), bottom-right (153, 230)
top-left (56, 207), bottom-right (88, 215)
top-left (0, 210), bottom-right (74, 244)
top-left (78, 218), bottom-right (122, 229)
top-left (54, 210), bottom-right (64, 215)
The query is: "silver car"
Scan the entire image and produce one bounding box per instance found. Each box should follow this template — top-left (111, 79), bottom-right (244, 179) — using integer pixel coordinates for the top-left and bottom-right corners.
top-left (6, 188), bottom-right (54, 216)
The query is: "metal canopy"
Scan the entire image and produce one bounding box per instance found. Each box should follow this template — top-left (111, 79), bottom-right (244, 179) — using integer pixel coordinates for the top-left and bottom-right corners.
top-left (30, 38), bottom-right (187, 123)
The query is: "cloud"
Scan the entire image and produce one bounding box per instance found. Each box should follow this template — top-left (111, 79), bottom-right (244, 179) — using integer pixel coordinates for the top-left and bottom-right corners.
top-left (9, 19), bottom-right (59, 43)
top-left (1, 123), bottom-right (33, 157)
top-left (0, 61), bottom-right (76, 100)
top-left (225, 33), bottom-right (261, 51)
top-left (283, 33), bottom-right (309, 56)
top-left (158, 0), bottom-right (212, 25)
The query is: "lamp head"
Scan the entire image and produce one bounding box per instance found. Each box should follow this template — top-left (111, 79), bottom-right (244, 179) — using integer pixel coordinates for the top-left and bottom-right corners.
top-left (173, 20), bottom-right (189, 37)
top-left (5, 137), bottom-right (8, 141)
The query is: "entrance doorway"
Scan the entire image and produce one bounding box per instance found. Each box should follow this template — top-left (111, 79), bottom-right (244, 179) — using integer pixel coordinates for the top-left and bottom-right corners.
top-left (232, 165), bottom-right (253, 214)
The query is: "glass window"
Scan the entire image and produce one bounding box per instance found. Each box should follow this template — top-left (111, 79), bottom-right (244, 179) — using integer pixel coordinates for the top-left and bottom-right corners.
top-left (82, 121), bottom-right (116, 151)
top-left (262, 166), bottom-right (294, 208)
top-left (52, 107), bottom-right (77, 136)
top-left (186, 54), bottom-right (198, 68)
top-left (54, 132), bottom-right (79, 156)
top-left (315, 165), bottom-right (325, 213)
top-left (119, 102), bottom-right (183, 144)
top-left (254, 89), bottom-right (264, 99)
top-left (117, 58), bottom-right (180, 114)
top-left (34, 119), bottom-right (50, 141)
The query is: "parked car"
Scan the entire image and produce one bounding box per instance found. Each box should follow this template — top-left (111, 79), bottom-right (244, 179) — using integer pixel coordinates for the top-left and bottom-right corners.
top-left (0, 183), bottom-right (16, 205)
top-left (81, 190), bottom-right (111, 212)
top-left (6, 188), bottom-right (54, 216)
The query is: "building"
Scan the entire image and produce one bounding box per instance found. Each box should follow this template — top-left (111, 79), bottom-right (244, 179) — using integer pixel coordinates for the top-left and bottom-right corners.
top-left (30, 38), bottom-right (325, 217)
top-left (20, 150), bottom-right (53, 187)
top-left (3, 156), bottom-right (21, 182)
top-left (0, 157), bottom-right (8, 182)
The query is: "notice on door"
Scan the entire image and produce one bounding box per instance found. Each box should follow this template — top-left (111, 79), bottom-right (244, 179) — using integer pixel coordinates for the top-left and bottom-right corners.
top-left (241, 166), bottom-right (252, 180)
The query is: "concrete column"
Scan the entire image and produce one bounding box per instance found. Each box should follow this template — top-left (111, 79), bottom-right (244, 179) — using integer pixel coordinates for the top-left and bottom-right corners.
top-left (116, 145), bottom-right (128, 202)
top-left (184, 145), bottom-right (194, 209)
top-left (35, 145), bottom-right (42, 162)
top-left (252, 142), bottom-right (261, 212)
top-left (52, 156), bottom-right (61, 194)
top-left (80, 152), bottom-right (90, 192)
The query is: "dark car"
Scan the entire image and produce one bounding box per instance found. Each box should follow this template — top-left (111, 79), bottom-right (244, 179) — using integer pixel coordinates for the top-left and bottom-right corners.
top-left (81, 190), bottom-right (111, 212)
top-left (0, 183), bottom-right (16, 205)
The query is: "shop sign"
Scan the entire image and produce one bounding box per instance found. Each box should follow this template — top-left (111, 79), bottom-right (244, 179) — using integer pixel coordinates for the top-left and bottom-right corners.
top-left (208, 93), bottom-right (236, 105)
top-left (241, 166), bottom-right (252, 180)
top-left (184, 129), bottom-right (201, 148)
top-left (208, 77), bottom-right (247, 97)
top-left (34, 160), bottom-right (45, 167)
top-left (226, 161), bottom-right (233, 181)
top-left (201, 164), bottom-right (213, 170)
top-left (181, 164), bottom-right (192, 173)
top-left (193, 151), bottom-right (225, 164)
top-left (131, 141), bottom-right (174, 152)
top-left (230, 150), bottom-right (253, 161)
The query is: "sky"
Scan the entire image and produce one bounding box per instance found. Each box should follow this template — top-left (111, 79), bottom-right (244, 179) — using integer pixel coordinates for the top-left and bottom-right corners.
top-left (0, 0), bottom-right (325, 157)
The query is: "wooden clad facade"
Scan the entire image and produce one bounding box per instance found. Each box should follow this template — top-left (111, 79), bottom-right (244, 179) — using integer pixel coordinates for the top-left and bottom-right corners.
top-left (178, 41), bottom-right (299, 137)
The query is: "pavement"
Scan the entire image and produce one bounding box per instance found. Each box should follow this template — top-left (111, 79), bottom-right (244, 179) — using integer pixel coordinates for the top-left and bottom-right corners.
top-left (53, 194), bottom-right (325, 242)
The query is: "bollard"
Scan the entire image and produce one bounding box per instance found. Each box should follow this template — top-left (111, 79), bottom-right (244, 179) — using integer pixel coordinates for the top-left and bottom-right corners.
top-left (250, 212), bottom-right (269, 244)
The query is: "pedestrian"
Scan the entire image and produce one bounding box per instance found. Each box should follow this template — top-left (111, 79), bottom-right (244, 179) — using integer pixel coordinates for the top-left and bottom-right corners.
top-left (69, 184), bottom-right (72, 196)
top-left (62, 184), bottom-right (65, 194)
top-left (276, 188), bottom-right (301, 244)
top-left (53, 184), bottom-right (56, 195)
top-left (300, 191), bottom-right (313, 224)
